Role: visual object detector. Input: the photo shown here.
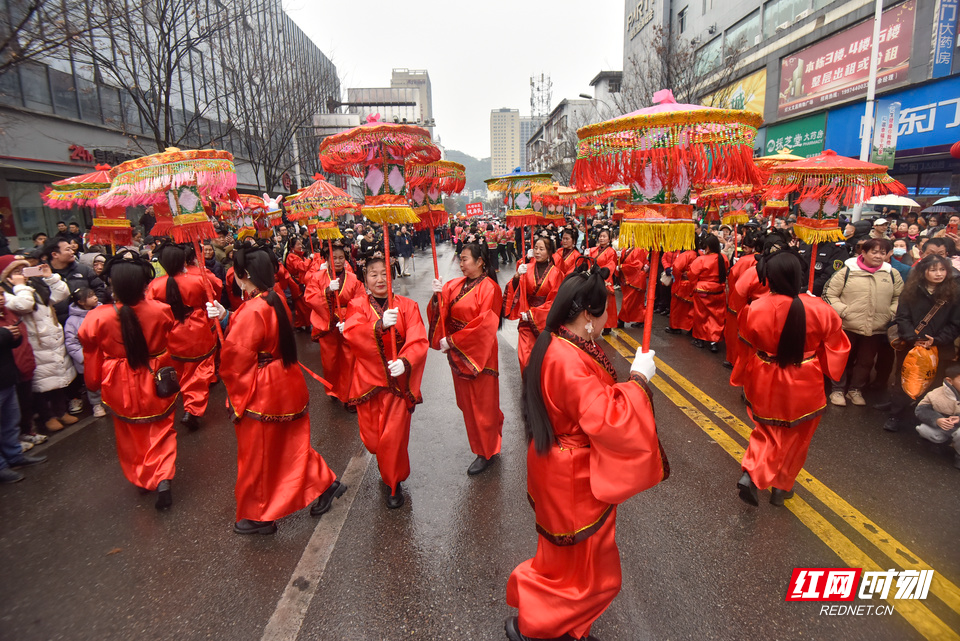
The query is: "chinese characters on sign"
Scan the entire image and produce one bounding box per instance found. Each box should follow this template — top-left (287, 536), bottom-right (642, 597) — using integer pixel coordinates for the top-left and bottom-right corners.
top-left (764, 113), bottom-right (826, 158)
top-left (933, 0), bottom-right (958, 78)
top-left (465, 202), bottom-right (484, 216)
top-left (777, 0), bottom-right (916, 118)
top-left (786, 567), bottom-right (934, 603)
top-left (871, 100), bottom-right (901, 169)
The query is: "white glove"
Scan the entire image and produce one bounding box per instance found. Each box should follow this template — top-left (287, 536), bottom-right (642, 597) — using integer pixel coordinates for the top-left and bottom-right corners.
top-left (517, 263), bottom-right (528, 276)
top-left (520, 311), bottom-right (532, 323)
top-left (432, 278), bottom-right (443, 294)
top-left (336, 321), bottom-right (345, 333)
top-left (318, 262), bottom-right (328, 272)
top-left (205, 301), bottom-right (226, 319)
top-left (631, 348), bottom-right (656, 381)
top-left (328, 278), bottom-right (340, 292)
top-left (382, 307), bottom-right (399, 328)
top-left (660, 273), bottom-right (673, 286)
top-left (387, 359), bottom-right (405, 377)
top-left (526, 249), bottom-right (534, 258)
top-left (439, 337), bottom-right (451, 353)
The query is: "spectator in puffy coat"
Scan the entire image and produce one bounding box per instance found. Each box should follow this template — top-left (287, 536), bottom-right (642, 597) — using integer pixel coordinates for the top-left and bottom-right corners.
top-left (823, 238), bottom-right (903, 408)
top-left (914, 362), bottom-right (960, 469)
top-left (64, 287), bottom-right (106, 418)
top-left (41, 238), bottom-right (109, 326)
top-left (1, 255), bottom-right (79, 433)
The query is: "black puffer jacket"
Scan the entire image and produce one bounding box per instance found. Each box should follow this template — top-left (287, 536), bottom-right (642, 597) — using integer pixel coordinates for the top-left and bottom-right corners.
top-left (50, 261), bottom-right (108, 325)
top-left (894, 286), bottom-right (960, 347)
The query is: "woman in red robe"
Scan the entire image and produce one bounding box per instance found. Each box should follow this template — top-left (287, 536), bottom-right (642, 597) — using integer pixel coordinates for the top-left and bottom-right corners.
top-left (689, 235), bottom-right (729, 352)
top-left (723, 232), bottom-right (760, 369)
top-left (341, 257), bottom-right (427, 509)
top-left (503, 236), bottom-right (563, 373)
top-left (428, 242), bottom-right (504, 475)
top-left (79, 251), bottom-right (178, 510)
top-left (731, 251), bottom-right (850, 506)
top-left (585, 228), bottom-right (618, 334)
top-left (506, 268), bottom-right (668, 641)
top-left (283, 237), bottom-right (313, 330)
top-left (220, 246), bottom-right (345, 534)
top-left (551, 228), bottom-right (584, 278)
top-left (146, 243), bottom-right (219, 430)
top-left (618, 246), bottom-right (649, 327)
top-left (665, 247), bottom-right (698, 334)
top-left (304, 241), bottom-right (365, 407)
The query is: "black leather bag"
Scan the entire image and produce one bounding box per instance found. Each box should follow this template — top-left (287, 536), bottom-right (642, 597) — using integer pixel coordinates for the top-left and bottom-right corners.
top-left (151, 365), bottom-right (180, 398)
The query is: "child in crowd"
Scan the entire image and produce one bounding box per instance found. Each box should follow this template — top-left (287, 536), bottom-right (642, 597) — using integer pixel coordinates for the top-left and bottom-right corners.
top-left (63, 287), bottom-right (106, 418)
top-left (915, 362), bottom-right (960, 470)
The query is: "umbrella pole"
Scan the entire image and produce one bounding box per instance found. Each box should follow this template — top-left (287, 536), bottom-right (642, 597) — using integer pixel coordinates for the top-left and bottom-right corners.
top-left (808, 242), bottom-right (818, 293)
top-left (642, 249), bottom-right (659, 353)
top-left (733, 225), bottom-right (738, 259)
top-left (382, 226), bottom-right (397, 361)
top-left (327, 239), bottom-right (342, 321)
top-left (192, 239), bottom-right (225, 342)
top-left (430, 225), bottom-right (446, 337)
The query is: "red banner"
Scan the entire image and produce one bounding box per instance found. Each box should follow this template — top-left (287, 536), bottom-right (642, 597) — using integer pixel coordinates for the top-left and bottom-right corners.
top-left (777, 0), bottom-right (915, 118)
top-left (465, 202), bottom-right (484, 217)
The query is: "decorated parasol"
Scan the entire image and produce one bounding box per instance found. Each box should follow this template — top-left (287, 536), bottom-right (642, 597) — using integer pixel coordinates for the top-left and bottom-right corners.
top-left (406, 159), bottom-right (465, 293)
top-left (755, 148), bottom-right (805, 219)
top-left (217, 193), bottom-right (267, 241)
top-left (41, 164), bottom-right (131, 249)
top-left (99, 147), bottom-right (237, 340)
top-left (572, 89), bottom-right (764, 352)
top-left (696, 182), bottom-right (759, 257)
top-left (484, 167), bottom-right (554, 260)
top-left (320, 114), bottom-right (440, 359)
top-left (765, 149), bottom-right (907, 290)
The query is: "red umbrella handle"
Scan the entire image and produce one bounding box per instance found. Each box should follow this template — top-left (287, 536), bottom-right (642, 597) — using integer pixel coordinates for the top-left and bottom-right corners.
top-left (327, 239), bottom-right (342, 320)
top-left (808, 242), bottom-right (817, 294)
top-left (192, 240), bottom-right (225, 343)
top-left (383, 228), bottom-right (397, 361)
top-left (430, 227), bottom-right (446, 337)
top-left (641, 249), bottom-right (660, 353)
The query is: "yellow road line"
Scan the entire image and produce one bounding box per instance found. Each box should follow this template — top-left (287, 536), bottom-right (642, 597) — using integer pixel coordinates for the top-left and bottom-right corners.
top-left (612, 328), bottom-right (960, 619)
top-left (602, 333), bottom-right (960, 640)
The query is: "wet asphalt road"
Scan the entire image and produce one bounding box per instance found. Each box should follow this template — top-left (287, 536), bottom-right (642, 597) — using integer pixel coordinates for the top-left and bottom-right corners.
top-left (1, 243), bottom-right (958, 641)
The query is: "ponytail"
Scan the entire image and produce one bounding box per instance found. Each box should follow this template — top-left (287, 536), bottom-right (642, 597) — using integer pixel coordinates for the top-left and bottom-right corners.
top-left (157, 243), bottom-right (190, 322)
top-left (104, 253), bottom-right (153, 370)
top-left (522, 267), bottom-right (609, 454)
top-left (235, 245), bottom-right (296, 366)
top-left (119, 304), bottom-right (150, 369)
top-left (266, 289), bottom-right (298, 367)
top-left (703, 235), bottom-right (727, 284)
top-left (762, 251), bottom-right (807, 368)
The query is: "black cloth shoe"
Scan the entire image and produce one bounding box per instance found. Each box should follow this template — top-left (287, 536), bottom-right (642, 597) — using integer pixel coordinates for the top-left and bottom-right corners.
top-left (385, 483), bottom-right (404, 509)
top-left (467, 454), bottom-right (494, 476)
top-left (0, 467), bottom-right (24, 484)
top-left (601, 328), bottom-right (611, 336)
top-left (722, 360), bottom-right (733, 369)
top-left (504, 616), bottom-right (578, 641)
top-left (658, 309), bottom-right (670, 316)
top-left (691, 338), bottom-right (705, 348)
top-left (311, 479), bottom-right (347, 516)
top-left (737, 471), bottom-right (759, 506)
top-left (708, 342), bottom-right (719, 353)
top-left (883, 417), bottom-right (901, 432)
top-left (155, 479), bottom-right (172, 510)
top-left (617, 320), bottom-right (625, 329)
top-left (234, 518), bottom-right (277, 535)
top-left (770, 487), bottom-right (795, 506)
top-left (10, 453), bottom-right (47, 468)
top-left (181, 412), bottom-right (201, 431)
top-left (342, 402), bottom-right (357, 414)
top-left (873, 401), bottom-right (892, 411)
top-left (664, 327), bottom-right (682, 334)
top-left (631, 322), bottom-right (644, 328)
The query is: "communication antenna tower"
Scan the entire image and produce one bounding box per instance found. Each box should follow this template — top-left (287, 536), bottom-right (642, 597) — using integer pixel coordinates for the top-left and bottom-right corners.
top-left (530, 73), bottom-right (552, 119)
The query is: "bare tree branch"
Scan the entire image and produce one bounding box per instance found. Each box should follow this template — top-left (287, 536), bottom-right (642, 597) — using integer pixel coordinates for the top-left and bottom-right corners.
top-left (0, 0), bottom-right (108, 75)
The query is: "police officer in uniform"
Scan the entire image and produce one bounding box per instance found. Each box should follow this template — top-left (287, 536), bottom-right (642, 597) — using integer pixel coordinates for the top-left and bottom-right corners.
top-left (798, 240), bottom-right (851, 296)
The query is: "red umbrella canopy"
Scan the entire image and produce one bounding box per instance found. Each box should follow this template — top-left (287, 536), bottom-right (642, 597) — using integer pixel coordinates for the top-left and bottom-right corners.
top-left (405, 160), bottom-right (465, 230)
top-left (286, 174), bottom-right (358, 219)
top-left (765, 149), bottom-right (907, 208)
top-left (572, 89), bottom-right (764, 200)
top-left (41, 164), bottom-right (113, 209)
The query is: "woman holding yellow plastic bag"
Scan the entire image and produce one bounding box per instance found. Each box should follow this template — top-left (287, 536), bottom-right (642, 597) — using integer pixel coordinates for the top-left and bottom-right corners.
top-left (885, 254), bottom-right (960, 432)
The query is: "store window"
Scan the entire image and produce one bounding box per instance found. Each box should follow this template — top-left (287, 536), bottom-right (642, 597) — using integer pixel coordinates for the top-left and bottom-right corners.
top-left (726, 10), bottom-right (760, 54)
top-left (696, 37), bottom-right (723, 75)
top-left (916, 172), bottom-right (953, 196)
top-left (678, 7), bottom-right (688, 34)
top-left (49, 67), bottom-right (79, 119)
top-left (763, 0), bottom-right (810, 40)
top-left (19, 62), bottom-right (53, 113)
top-left (0, 67), bottom-right (20, 107)
top-left (7, 181), bottom-right (59, 247)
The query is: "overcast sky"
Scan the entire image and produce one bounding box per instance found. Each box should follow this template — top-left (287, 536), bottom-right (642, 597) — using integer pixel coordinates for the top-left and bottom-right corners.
top-left (283, 0), bottom-right (625, 160)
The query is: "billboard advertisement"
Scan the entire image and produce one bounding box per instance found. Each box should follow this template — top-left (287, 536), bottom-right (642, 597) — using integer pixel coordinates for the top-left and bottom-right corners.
top-left (777, 0), bottom-right (915, 119)
top-left (764, 113), bottom-right (826, 158)
top-left (702, 69), bottom-right (767, 115)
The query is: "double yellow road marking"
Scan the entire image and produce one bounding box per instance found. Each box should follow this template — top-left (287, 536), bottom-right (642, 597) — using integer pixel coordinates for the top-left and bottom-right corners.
top-left (604, 328), bottom-right (960, 641)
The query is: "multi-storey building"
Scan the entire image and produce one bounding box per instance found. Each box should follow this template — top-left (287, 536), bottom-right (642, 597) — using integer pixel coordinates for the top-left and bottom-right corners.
top-left (0, 0), bottom-right (339, 249)
top-left (491, 108), bottom-right (520, 177)
top-left (623, 0), bottom-right (959, 198)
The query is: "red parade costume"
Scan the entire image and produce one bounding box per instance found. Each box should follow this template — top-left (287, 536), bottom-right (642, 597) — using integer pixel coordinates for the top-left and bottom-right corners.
top-left (278, 260), bottom-right (311, 329)
top-left (552, 247), bottom-right (584, 278)
top-left (724, 253), bottom-right (759, 369)
top-left (342, 295), bottom-right (427, 494)
top-left (503, 261), bottom-right (563, 372)
top-left (225, 267), bottom-right (243, 311)
top-left (146, 271), bottom-right (219, 417)
top-left (304, 267), bottom-right (365, 402)
top-left (689, 253), bottom-right (729, 343)
top-left (587, 246), bottom-right (618, 329)
top-left (220, 294), bottom-right (336, 521)
top-left (78, 300), bottom-right (177, 491)
top-left (731, 294), bottom-right (850, 491)
top-left (428, 276), bottom-right (504, 459)
top-left (617, 248), bottom-right (649, 324)
top-left (507, 328), bottom-right (668, 640)
top-left (668, 250), bottom-right (697, 331)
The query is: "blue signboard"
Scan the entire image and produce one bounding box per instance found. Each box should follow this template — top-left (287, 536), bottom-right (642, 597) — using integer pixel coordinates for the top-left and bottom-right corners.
top-left (823, 75), bottom-right (960, 157)
top-left (934, 0), bottom-right (958, 78)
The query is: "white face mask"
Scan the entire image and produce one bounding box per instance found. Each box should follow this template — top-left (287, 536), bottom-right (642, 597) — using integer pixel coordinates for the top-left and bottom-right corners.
top-left (893, 247), bottom-right (907, 256)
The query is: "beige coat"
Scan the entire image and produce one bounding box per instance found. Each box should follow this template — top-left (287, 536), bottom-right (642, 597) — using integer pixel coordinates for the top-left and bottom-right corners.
top-left (823, 257), bottom-right (903, 336)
